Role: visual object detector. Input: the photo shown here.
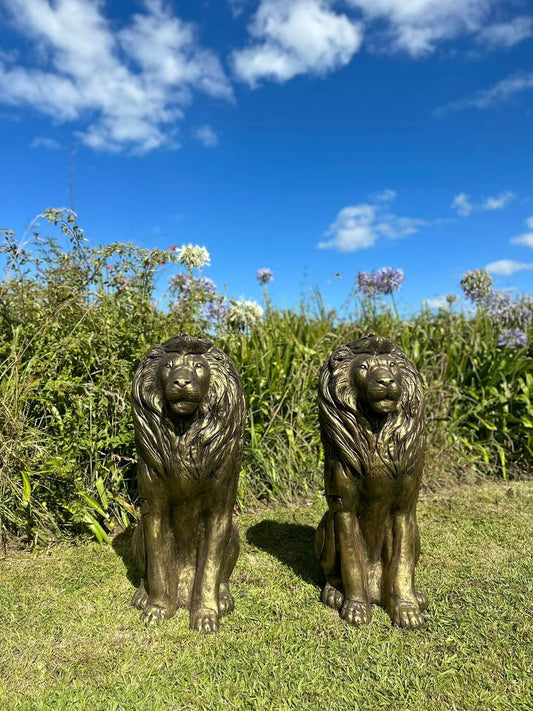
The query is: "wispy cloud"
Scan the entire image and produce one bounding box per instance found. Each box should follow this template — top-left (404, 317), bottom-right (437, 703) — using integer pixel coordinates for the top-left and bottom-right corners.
top-left (510, 216), bottom-right (533, 248)
top-left (29, 136), bottom-right (61, 150)
top-left (475, 16), bottom-right (533, 49)
top-left (483, 191), bottom-right (515, 211)
top-left (0, 0), bottom-right (232, 153)
top-left (437, 72), bottom-right (533, 114)
top-left (346, 0), bottom-right (492, 57)
top-left (485, 259), bottom-right (533, 276)
top-left (511, 233), bottom-right (533, 248)
top-left (451, 190), bottom-right (515, 217)
top-left (227, 0), bottom-right (250, 18)
top-left (232, 2), bottom-right (530, 87)
top-left (232, 0), bottom-right (363, 86)
top-left (424, 295), bottom-right (451, 310)
top-left (318, 192), bottom-right (425, 252)
top-left (452, 193), bottom-right (473, 217)
top-left (193, 124), bottom-right (219, 148)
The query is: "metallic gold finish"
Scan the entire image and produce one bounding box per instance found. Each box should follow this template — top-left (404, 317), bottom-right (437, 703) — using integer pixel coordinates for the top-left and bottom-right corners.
top-left (130, 334), bottom-right (245, 632)
top-left (315, 334), bottom-right (428, 629)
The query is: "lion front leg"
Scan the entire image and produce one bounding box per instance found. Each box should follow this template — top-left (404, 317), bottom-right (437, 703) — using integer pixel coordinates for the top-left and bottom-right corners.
top-left (384, 510), bottom-right (426, 629)
top-left (335, 509), bottom-right (372, 626)
top-left (190, 507), bottom-right (233, 633)
top-left (139, 501), bottom-right (179, 624)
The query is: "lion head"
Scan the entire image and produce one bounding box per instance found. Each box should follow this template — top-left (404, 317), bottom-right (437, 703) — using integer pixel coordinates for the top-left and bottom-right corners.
top-left (131, 334), bottom-right (245, 479)
top-left (318, 334), bottom-right (426, 478)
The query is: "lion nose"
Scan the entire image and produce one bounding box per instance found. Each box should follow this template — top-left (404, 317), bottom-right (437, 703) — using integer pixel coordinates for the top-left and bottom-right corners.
top-left (174, 377), bottom-right (191, 388)
top-left (376, 376), bottom-right (394, 386)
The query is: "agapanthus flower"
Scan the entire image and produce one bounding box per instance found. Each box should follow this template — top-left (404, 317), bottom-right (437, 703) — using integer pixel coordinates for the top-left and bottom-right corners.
top-left (256, 268), bottom-right (274, 285)
top-left (376, 267), bottom-right (405, 294)
top-left (225, 300), bottom-right (264, 330)
top-left (176, 244), bottom-right (210, 270)
top-left (497, 328), bottom-right (528, 349)
top-left (460, 269), bottom-right (493, 302)
top-left (205, 301), bottom-right (230, 322)
top-left (171, 274), bottom-right (216, 298)
top-left (480, 291), bottom-right (533, 329)
top-left (356, 267), bottom-right (405, 296)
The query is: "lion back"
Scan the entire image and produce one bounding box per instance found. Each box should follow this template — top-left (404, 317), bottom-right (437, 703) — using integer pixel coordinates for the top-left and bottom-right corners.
top-left (131, 334), bottom-right (246, 478)
top-left (318, 335), bottom-right (426, 478)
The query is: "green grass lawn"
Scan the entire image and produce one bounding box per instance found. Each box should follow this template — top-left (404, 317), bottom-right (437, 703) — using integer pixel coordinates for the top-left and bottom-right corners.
top-left (1, 482), bottom-right (532, 711)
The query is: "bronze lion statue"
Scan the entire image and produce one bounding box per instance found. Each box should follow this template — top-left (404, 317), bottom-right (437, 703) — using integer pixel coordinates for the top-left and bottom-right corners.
top-left (130, 334), bottom-right (245, 632)
top-left (315, 334), bottom-right (428, 629)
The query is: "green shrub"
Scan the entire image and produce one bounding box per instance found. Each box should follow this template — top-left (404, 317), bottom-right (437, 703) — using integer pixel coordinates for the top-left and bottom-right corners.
top-left (0, 210), bottom-right (531, 545)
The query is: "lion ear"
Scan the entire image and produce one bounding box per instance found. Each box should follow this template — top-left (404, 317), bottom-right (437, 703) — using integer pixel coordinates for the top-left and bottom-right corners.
top-left (331, 346), bottom-right (352, 363)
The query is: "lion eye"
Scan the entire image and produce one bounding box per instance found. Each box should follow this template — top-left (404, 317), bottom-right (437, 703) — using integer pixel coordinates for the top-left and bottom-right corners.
top-left (359, 363), bottom-right (368, 370)
top-left (164, 362), bottom-right (173, 369)
top-left (389, 361), bottom-right (396, 368)
top-left (194, 362), bottom-right (204, 369)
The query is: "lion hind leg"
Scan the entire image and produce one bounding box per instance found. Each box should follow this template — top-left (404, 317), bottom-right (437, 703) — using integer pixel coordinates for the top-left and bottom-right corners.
top-left (217, 524), bottom-right (239, 617)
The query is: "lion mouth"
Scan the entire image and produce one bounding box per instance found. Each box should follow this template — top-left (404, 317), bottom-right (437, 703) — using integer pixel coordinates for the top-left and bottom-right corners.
top-left (166, 388), bottom-right (201, 403)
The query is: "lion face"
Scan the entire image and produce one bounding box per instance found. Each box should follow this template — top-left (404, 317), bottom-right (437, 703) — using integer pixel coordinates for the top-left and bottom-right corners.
top-left (351, 353), bottom-right (403, 416)
top-left (158, 352), bottom-right (211, 417)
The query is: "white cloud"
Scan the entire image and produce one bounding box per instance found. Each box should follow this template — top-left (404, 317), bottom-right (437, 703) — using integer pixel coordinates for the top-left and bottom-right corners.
top-left (318, 194), bottom-right (425, 252)
top-left (193, 124), bottom-right (219, 147)
top-left (452, 193), bottom-right (473, 217)
top-left (228, 0), bottom-right (249, 18)
top-left (424, 295), bottom-right (451, 309)
top-left (485, 259), bottom-right (533, 276)
top-left (232, 0), bottom-right (363, 86)
top-left (29, 136), bottom-right (61, 150)
top-left (510, 233), bottom-right (533, 248)
top-left (437, 71), bottom-right (533, 113)
top-left (372, 188), bottom-right (397, 202)
top-left (0, 0), bottom-right (232, 153)
top-left (319, 205), bottom-right (378, 252)
top-left (482, 190), bottom-right (515, 210)
top-left (476, 16), bottom-right (533, 49)
top-left (452, 190), bottom-right (515, 216)
top-left (346, 0), bottom-right (492, 56)
top-left (526, 217), bottom-right (533, 230)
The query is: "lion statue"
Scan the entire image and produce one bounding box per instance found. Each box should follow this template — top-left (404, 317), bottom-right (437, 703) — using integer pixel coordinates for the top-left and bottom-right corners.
top-left (130, 334), bottom-right (245, 633)
top-left (315, 334), bottom-right (428, 629)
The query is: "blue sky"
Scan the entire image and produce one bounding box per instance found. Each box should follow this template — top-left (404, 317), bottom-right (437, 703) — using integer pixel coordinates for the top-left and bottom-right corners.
top-left (1, 0), bottom-right (533, 313)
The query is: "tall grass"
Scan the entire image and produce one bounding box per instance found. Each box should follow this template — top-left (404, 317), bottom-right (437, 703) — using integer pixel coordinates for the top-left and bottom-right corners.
top-left (0, 210), bottom-right (531, 545)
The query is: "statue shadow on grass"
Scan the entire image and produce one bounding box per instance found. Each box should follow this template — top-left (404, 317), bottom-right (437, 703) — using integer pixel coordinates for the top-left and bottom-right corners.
top-left (112, 527), bottom-right (141, 590)
top-left (246, 520), bottom-right (323, 589)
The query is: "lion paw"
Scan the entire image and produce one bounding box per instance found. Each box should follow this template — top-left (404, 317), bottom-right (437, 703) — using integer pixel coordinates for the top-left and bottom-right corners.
top-left (415, 588), bottom-right (428, 612)
top-left (391, 601), bottom-right (426, 629)
top-left (140, 602), bottom-right (173, 625)
top-left (322, 583), bottom-right (344, 611)
top-left (339, 599), bottom-right (372, 626)
top-left (218, 590), bottom-right (235, 617)
top-left (190, 607), bottom-right (220, 633)
top-left (131, 581), bottom-right (148, 610)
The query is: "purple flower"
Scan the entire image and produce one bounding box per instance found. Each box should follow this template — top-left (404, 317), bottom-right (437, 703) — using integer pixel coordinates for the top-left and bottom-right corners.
top-left (256, 268), bottom-right (274, 285)
top-left (205, 301), bottom-right (230, 322)
top-left (376, 267), bottom-right (405, 294)
top-left (356, 267), bottom-right (405, 296)
top-left (460, 269), bottom-right (493, 302)
top-left (497, 329), bottom-right (528, 349)
top-left (480, 291), bottom-right (532, 329)
top-left (171, 274), bottom-right (217, 302)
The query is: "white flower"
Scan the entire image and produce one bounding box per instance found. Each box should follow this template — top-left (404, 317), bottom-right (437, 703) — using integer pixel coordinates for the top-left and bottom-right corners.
top-left (176, 244), bottom-right (210, 270)
top-left (226, 299), bottom-right (264, 330)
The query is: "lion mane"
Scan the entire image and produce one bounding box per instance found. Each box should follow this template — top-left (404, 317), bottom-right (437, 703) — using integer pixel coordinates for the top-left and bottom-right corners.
top-left (131, 334), bottom-right (245, 480)
top-left (318, 334), bottom-right (426, 478)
